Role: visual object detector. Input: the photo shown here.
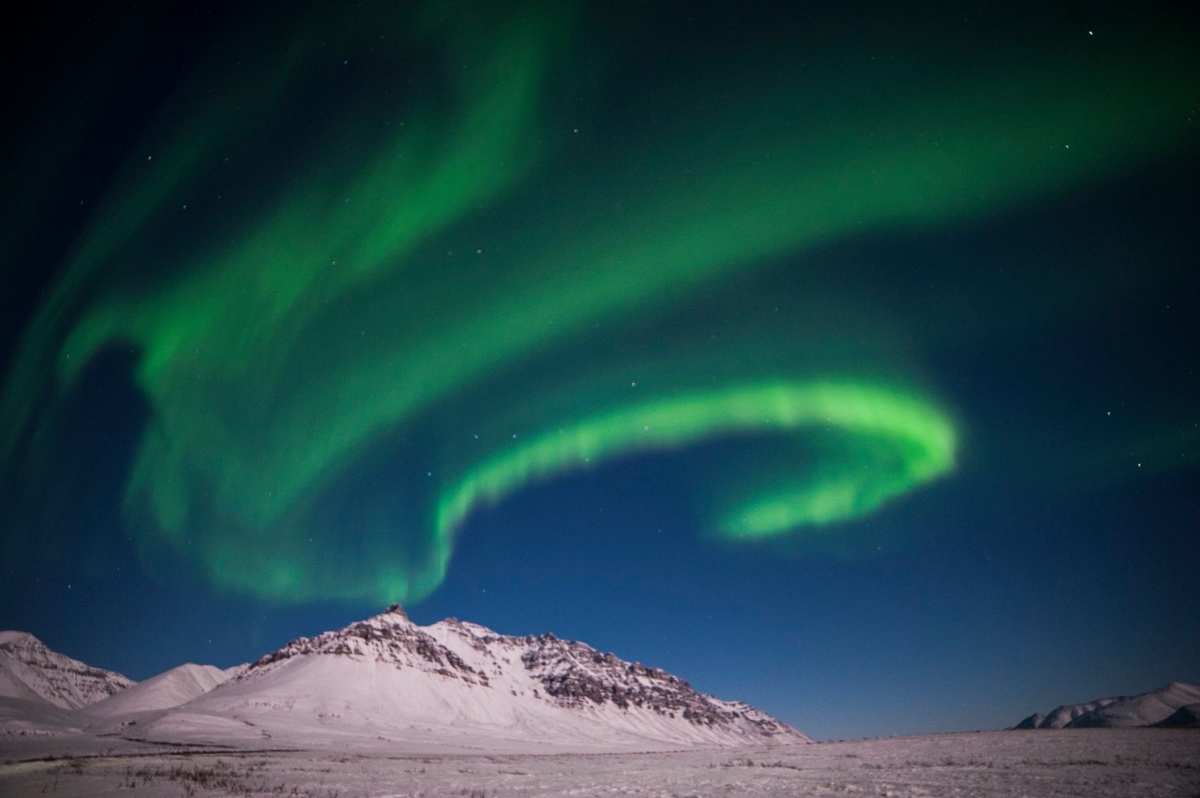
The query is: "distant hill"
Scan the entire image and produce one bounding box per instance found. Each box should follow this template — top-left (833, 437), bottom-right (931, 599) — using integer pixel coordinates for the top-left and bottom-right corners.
top-left (1014, 682), bottom-right (1200, 729)
top-left (81, 663), bottom-right (228, 722)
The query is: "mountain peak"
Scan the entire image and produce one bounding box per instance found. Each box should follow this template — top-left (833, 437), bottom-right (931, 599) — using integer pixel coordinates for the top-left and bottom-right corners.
top-left (1, 612), bottom-right (811, 751)
top-left (0, 631), bottom-right (134, 709)
top-left (219, 609), bottom-right (810, 749)
top-left (244, 608), bottom-right (486, 686)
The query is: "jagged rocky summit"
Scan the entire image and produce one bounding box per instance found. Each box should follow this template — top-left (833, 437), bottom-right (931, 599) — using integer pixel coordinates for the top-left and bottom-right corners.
top-left (1013, 682), bottom-right (1200, 729)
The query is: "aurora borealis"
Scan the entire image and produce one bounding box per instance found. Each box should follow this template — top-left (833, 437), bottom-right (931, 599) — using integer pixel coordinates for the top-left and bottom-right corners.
top-left (2, 0), bottom-right (1198, 740)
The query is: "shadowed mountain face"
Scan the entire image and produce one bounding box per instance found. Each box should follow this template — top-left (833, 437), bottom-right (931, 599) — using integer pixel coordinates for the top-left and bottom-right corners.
top-left (1014, 682), bottom-right (1200, 729)
top-left (1158, 704), bottom-right (1200, 728)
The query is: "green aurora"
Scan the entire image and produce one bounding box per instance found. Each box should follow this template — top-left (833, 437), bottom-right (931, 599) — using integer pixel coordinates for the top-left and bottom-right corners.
top-left (2, 3), bottom-right (1196, 604)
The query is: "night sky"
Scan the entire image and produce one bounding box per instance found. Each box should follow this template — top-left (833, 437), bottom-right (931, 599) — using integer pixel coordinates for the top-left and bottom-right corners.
top-left (2, 0), bottom-right (1197, 742)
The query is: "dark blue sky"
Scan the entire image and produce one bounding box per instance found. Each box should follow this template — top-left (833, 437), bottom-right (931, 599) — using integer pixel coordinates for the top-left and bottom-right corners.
top-left (1, 0), bottom-right (1197, 741)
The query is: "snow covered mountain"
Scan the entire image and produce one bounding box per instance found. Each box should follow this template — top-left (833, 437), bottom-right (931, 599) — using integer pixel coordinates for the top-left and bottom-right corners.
top-left (135, 606), bottom-right (810, 751)
top-left (81, 663), bottom-right (228, 721)
top-left (0, 631), bottom-right (133, 710)
top-left (0, 609), bottom-right (809, 751)
top-left (1014, 682), bottom-right (1200, 729)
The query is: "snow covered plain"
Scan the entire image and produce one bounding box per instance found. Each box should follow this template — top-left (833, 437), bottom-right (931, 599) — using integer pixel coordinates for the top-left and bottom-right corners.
top-left (2, 729), bottom-right (1197, 797)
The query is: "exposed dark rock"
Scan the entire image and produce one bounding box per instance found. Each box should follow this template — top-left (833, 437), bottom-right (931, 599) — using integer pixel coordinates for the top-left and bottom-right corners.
top-left (0, 632), bottom-right (134, 709)
top-left (246, 613), bottom-right (486, 685)
top-left (518, 633), bottom-right (794, 736)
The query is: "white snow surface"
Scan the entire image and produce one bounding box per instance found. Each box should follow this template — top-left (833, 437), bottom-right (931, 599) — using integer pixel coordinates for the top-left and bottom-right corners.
top-left (2, 729), bottom-right (1197, 797)
top-left (0, 697), bottom-right (81, 739)
top-left (1073, 682), bottom-right (1200, 727)
top-left (1043, 698), bottom-right (1119, 728)
top-left (0, 632), bottom-right (133, 710)
top-left (140, 606), bottom-right (809, 751)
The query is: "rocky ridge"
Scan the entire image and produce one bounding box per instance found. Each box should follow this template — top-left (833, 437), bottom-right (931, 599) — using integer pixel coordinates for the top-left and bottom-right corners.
top-left (519, 631), bottom-right (791, 735)
top-left (230, 605), bottom-right (808, 744)
top-left (0, 631), bottom-right (134, 710)
top-left (246, 606), bottom-right (487, 686)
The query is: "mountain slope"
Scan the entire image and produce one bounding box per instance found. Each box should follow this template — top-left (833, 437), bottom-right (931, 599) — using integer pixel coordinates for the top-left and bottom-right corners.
top-left (82, 663), bottom-right (228, 720)
top-left (0, 696), bottom-right (81, 738)
top-left (1043, 698), bottom-right (1118, 729)
top-left (1157, 703), bottom-right (1200, 728)
top-left (1014, 682), bottom-right (1200, 729)
top-left (143, 606), bottom-right (810, 751)
top-left (0, 631), bottom-right (133, 710)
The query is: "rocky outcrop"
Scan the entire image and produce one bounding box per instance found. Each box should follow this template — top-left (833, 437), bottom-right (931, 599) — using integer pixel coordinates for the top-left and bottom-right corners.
top-left (519, 632), bottom-right (796, 736)
top-left (244, 605), bottom-right (488, 686)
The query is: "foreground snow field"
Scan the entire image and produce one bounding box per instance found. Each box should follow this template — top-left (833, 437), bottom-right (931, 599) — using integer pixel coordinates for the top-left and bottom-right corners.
top-left (1, 729), bottom-right (1197, 797)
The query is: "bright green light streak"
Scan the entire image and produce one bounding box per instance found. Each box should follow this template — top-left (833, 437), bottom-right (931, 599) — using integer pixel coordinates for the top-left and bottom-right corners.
top-left (436, 380), bottom-right (956, 558)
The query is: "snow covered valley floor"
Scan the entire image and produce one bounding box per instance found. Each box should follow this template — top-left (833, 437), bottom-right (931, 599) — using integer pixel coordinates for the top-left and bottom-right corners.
top-left (2, 729), bottom-right (1197, 797)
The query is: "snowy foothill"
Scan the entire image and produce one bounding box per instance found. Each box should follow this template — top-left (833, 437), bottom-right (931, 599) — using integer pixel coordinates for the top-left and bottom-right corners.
top-left (81, 664), bottom-right (230, 722)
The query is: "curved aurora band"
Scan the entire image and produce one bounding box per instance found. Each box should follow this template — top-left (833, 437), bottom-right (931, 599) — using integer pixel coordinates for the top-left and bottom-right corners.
top-left (0, 2), bottom-right (1195, 604)
top-left (438, 381), bottom-right (957, 543)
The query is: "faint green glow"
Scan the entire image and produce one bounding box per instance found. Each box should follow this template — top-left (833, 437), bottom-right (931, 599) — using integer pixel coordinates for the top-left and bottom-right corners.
top-left (0, 2), bottom-right (1195, 604)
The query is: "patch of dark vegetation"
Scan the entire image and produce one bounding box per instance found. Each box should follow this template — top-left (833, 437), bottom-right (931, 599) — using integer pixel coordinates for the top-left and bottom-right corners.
top-left (114, 758), bottom-right (342, 797)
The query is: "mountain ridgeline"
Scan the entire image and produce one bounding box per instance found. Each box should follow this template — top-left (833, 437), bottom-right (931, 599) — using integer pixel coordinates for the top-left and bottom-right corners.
top-left (1013, 682), bottom-right (1200, 730)
top-left (1, 607), bottom-right (809, 752)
